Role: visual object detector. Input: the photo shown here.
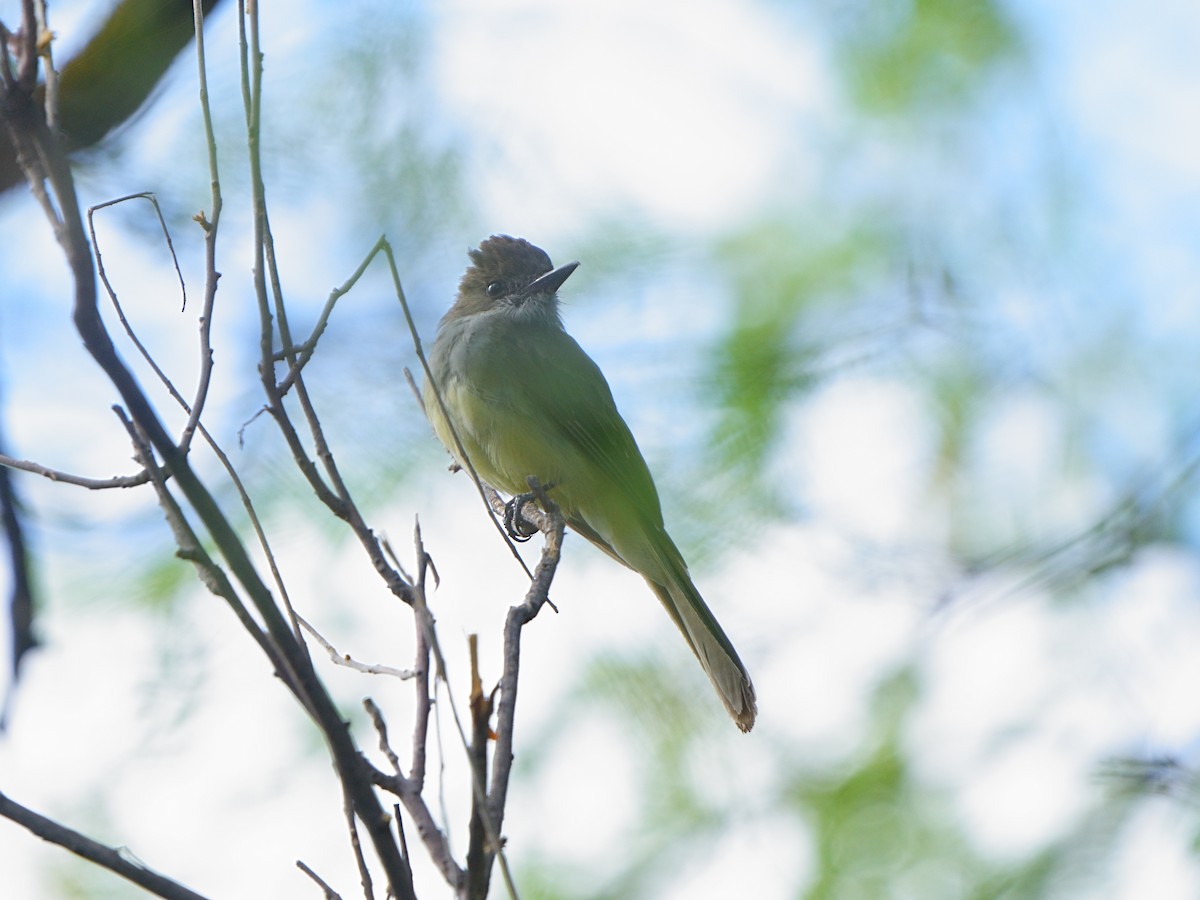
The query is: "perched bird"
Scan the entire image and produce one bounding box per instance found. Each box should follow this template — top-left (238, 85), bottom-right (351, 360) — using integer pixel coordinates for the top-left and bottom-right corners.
top-left (425, 236), bottom-right (756, 732)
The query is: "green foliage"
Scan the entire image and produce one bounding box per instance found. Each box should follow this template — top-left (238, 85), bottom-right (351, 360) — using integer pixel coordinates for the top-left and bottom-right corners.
top-left (710, 219), bottom-right (891, 487)
top-left (835, 0), bottom-right (1022, 114)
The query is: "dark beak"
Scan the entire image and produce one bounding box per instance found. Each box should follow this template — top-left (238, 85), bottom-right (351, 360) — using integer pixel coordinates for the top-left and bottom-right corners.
top-left (527, 261), bottom-right (579, 296)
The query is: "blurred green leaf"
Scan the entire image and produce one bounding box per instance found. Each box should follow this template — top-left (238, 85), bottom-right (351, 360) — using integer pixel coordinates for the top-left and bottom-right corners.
top-left (835, 0), bottom-right (1022, 114)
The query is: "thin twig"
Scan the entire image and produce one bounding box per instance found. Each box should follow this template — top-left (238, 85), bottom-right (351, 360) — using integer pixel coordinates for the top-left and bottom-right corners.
top-left (89, 192), bottom-right (187, 308)
top-left (87, 194), bottom-right (195, 424)
top-left (0, 452), bottom-right (149, 488)
top-left (365, 703), bottom-right (465, 891)
top-left (276, 242), bottom-right (384, 395)
top-left (364, 698), bottom-right (404, 775)
top-left (298, 614), bottom-right (417, 680)
top-left (408, 522), bottom-right (434, 790)
top-left (393, 807), bottom-right (417, 900)
top-left (342, 785), bottom-right (377, 900)
top-left (32, 0), bottom-right (56, 129)
top-left (296, 861), bottom-right (344, 900)
top-left (183, 0), bottom-right (222, 452)
top-left (465, 634), bottom-right (496, 900)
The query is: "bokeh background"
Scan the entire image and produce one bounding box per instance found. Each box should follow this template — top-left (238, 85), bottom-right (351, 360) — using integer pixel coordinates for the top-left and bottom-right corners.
top-left (2, 0), bottom-right (1200, 896)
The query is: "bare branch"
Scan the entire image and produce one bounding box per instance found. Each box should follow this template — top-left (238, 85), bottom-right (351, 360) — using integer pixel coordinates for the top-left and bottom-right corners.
top-left (0, 789), bottom-right (210, 900)
top-left (296, 861), bottom-right (344, 900)
top-left (408, 524), bottom-right (435, 790)
top-left (0, 452), bottom-right (150, 488)
top-left (488, 483), bottom-right (566, 845)
top-left (183, 0), bottom-right (222, 452)
top-left (465, 634), bottom-right (497, 900)
top-left (364, 698), bottom-right (404, 776)
top-left (275, 241), bottom-right (385, 395)
top-left (342, 786), bottom-right (377, 900)
top-left (298, 614), bottom-right (417, 680)
top-left (366, 700), bottom-right (466, 892)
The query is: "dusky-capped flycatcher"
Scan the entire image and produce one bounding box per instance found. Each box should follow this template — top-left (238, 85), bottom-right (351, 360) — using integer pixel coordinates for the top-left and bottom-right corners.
top-left (425, 235), bottom-right (756, 732)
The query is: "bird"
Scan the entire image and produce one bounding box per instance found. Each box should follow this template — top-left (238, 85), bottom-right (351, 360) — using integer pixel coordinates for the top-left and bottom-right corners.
top-left (424, 235), bottom-right (756, 732)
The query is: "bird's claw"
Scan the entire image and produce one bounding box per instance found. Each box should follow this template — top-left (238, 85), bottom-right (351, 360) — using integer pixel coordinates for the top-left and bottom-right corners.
top-left (503, 492), bottom-right (539, 541)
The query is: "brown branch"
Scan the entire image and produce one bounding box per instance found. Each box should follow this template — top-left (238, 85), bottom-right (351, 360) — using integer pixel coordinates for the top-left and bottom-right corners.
top-left (275, 243), bottom-right (383, 396)
top-left (465, 634), bottom-right (496, 900)
top-left (0, 452), bottom-right (150, 488)
top-left (408, 523), bottom-right (435, 791)
top-left (181, 0), bottom-right (222, 452)
top-left (0, 789), bottom-right (210, 900)
top-left (365, 700), bottom-right (466, 892)
top-left (296, 861), bottom-right (344, 900)
top-left (341, 785), bottom-right (377, 900)
top-left (488, 482), bottom-right (565, 846)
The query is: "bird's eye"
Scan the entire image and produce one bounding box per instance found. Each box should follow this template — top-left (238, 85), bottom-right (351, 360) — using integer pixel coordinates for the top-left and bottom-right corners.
top-left (486, 281), bottom-right (505, 298)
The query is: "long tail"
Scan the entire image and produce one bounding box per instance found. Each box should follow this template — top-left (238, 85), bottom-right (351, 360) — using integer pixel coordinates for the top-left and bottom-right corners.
top-left (647, 575), bottom-right (757, 732)
top-left (565, 512), bottom-right (756, 731)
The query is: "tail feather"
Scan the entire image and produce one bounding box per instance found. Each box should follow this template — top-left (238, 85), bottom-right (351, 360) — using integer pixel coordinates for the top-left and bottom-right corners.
top-left (566, 512), bottom-right (756, 731)
top-left (648, 578), bottom-right (757, 733)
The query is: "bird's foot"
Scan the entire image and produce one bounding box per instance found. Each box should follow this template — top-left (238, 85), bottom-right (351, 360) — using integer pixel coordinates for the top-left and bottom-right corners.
top-left (502, 479), bottom-right (558, 541)
top-left (503, 492), bottom-right (540, 541)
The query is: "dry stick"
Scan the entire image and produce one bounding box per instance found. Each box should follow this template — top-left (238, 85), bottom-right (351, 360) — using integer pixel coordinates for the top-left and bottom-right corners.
top-left (298, 613), bottom-right (417, 680)
top-left (485, 486), bottom-right (565, 896)
top-left (234, 6), bottom-right (414, 894)
top-left (408, 522), bottom-right (435, 791)
top-left (182, 0), bottom-right (222, 453)
top-left (88, 195), bottom-right (191, 405)
top-left (245, 210), bottom-right (413, 608)
top-left (393, 807), bottom-right (418, 900)
top-left (0, 453), bottom-right (149, 488)
top-left (341, 785), bottom-right (376, 900)
top-left (275, 245), bottom-right (382, 396)
top-left (465, 635), bottom-right (495, 900)
top-left (259, 235), bottom-right (415, 619)
top-left (364, 698), bottom-right (404, 775)
top-left (368, 530), bottom-right (469, 891)
top-left (89, 192), bottom-right (186, 308)
top-left (387, 491), bottom-right (563, 899)
top-left (87, 191), bottom-right (205, 452)
top-left (364, 698), bottom-right (465, 890)
top-left (0, 790), bottom-right (210, 900)
top-left (406, 572), bottom-right (517, 898)
top-left (296, 861), bottom-right (344, 900)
